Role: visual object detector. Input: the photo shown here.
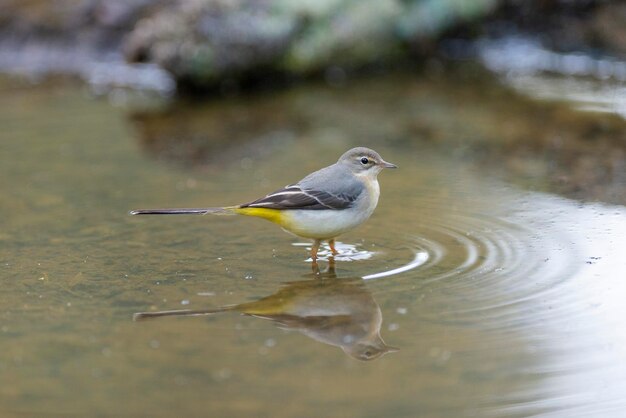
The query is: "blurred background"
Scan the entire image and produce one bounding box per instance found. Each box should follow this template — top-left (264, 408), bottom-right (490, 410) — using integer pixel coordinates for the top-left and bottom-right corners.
top-left (1, 1), bottom-right (626, 417)
top-left (1, 0), bottom-right (624, 96)
top-left (1, 0), bottom-right (624, 199)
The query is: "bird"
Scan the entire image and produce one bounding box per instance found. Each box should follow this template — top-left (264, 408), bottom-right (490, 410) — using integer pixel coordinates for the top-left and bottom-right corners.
top-left (130, 147), bottom-right (397, 261)
top-left (134, 271), bottom-right (399, 361)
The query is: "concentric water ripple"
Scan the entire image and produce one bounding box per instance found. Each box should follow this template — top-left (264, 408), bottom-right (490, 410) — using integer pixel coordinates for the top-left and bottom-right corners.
top-left (360, 195), bottom-right (626, 416)
top-left (348, 207), bottom-right (583, 328)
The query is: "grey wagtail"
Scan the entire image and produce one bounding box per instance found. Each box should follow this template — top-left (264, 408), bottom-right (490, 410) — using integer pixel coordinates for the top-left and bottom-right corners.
top-left (130, 147), bottom-right (397, 261)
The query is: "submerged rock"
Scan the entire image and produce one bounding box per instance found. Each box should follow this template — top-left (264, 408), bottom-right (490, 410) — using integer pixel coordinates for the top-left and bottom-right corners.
top-left (129, 72), bottom-right (626, 204)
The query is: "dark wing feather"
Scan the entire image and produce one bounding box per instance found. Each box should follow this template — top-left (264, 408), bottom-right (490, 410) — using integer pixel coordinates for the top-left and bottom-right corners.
top-left (240, 184), bottom-right (359, 210)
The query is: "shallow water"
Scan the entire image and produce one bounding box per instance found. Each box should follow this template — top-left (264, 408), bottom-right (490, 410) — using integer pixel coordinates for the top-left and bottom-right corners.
top-left (476, 37), bottom-right (626, 119)
top-left (1, 75), bottom-right (626, 417)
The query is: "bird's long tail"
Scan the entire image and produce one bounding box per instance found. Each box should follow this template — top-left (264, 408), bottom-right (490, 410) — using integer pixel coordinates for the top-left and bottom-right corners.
top-left (129, 207), bottom-right (236, 216)
top-left (133, 306), bottom-right (234, 321)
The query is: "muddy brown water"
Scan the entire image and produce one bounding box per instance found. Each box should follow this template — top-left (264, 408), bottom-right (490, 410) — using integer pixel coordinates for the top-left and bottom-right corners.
top-left (1, 74), bottom-right (625, 417)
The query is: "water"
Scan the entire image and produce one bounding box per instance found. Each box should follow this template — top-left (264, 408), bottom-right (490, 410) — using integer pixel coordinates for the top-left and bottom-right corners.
top-left (477, 37), bottom-right (626, 119)
top-left (1, 75), bottom-right (626, 417)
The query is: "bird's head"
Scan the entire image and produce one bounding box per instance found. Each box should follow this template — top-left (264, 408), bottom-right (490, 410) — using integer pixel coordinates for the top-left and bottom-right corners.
top-left (338, 147), bottom-right (397, 176)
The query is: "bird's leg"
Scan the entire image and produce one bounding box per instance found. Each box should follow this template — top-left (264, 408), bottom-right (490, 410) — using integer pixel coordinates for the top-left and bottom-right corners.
top-left (328, 239), bottom-right (339, 256)
top-left (311, 239), bottom-right (321, 262)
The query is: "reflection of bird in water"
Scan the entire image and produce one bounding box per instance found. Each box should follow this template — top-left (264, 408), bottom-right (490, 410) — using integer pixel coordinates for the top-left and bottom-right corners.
top-left (134, 269), bottom-right (398, 361)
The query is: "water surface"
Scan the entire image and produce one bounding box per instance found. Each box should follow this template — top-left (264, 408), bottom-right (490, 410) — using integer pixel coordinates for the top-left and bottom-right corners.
top-left (1, 75), bottom-right (625, 417)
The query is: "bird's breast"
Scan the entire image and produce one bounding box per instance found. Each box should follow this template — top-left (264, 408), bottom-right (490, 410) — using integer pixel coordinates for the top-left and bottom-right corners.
top-left (280, 179), bottom-right (379, 239)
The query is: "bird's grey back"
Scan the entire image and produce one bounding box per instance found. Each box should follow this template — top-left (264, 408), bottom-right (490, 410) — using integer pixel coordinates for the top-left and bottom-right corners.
top-left (299, 163), bottom-right (365, 201)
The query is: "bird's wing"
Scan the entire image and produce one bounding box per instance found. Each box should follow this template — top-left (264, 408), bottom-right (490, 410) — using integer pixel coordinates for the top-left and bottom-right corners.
top-left (240, 184), bottom-right (360, 210)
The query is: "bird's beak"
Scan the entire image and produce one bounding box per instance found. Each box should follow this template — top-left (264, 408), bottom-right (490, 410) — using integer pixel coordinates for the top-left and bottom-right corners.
top-left (381, 160), bottom-right (397, 169)
top-left (384, 345), bottom-right (400, 354)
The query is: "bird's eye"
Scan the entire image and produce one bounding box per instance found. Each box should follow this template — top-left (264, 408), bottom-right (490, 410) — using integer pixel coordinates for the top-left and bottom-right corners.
top-left (360, 157), bottom-right (369, 165)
